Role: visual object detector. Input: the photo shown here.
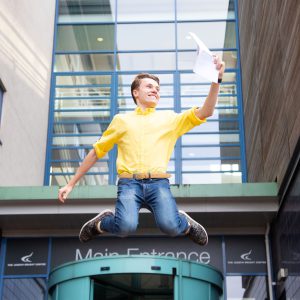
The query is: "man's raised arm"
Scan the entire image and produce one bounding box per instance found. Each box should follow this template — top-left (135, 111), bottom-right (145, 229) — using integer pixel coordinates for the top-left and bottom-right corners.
top-left (58, 149), bottom-right (98, 203)
top-left (195, 55), bottom-right (225, 120)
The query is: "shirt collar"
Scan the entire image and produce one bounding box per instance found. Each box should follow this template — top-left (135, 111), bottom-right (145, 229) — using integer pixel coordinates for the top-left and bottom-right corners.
top-left (135, 107), bottom-right (156, 115)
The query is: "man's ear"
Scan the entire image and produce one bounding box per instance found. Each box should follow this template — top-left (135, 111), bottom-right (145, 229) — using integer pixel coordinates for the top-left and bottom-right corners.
top-left (133, 89), bottom-right (138, 98)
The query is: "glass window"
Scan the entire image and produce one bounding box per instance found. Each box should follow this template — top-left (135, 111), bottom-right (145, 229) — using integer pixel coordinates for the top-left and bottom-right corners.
top-left (52, 135), bottom-right (100, 146)
top-left (54, 110), bottom-right (111, 123)
top-left (178, 50), bottom-right (237, 71)
top-left (51, 163), bottom-right (109, 174)
top-left (183, 172), bottom-right (241, 184)
top-left (50, 174), bottom-right (109, 186)
top-left (187, 120), bottom-right (239, 133)
top-left (54, 99), bottom-right (111, 110)
top-left (182, 133), bottom-right (240, 145)
top-left (56, 25), bottom-right (115, 52)
top-left (53, 122), bottom-right (108, 135)
top-left (117, 52), bottom-right (176, 71)
top-left (48, 0), bottom-right (245, 185)
top-left (58, 0), bottom-right (116, 23)
top-left (2, 278), bottom-right (47, 300)
top-left (182, 146), bottom-right (240, 158)
top-left (55, 54), bottom-right (115, 72)
top-left (92, 273), bottom-right (173, 299)
top-left (226, 276), bottom-right (268, 300)
top-left (181, 72), bottom-right (237, 84)
top-left (51, 148), bottom-right (107, 161)
top-left (177, 0), bottom-right (235, 20)
top-left (117, 23), bottom-right (175, 50)
top-left (56, 75), bottom-right (111, 86)
top-left (117, 0), bottom-right (175, 22)
top-left (182, 159), bottom-right (241, 172)
top-left (177, 22), bottom-right (236, 49)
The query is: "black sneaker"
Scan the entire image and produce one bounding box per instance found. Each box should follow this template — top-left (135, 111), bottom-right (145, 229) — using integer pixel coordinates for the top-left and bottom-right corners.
top-left (79, 209), bottom-right (114, 243)
top-left (179, 210), bottom-right (208, 246)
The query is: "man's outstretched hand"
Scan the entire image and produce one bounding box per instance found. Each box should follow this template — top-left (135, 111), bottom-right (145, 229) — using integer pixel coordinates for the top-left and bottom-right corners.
top-left (213, 54), bottom-right (225, 79)
top-left (58, 185), bottom-right (73, 203)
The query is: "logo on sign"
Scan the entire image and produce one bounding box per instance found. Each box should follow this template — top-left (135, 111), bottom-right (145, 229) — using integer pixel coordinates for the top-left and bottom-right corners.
top-left (240, 250), bottom-right (252, 261)
top-left (21, 252), bottom-right (34, 263)
top-left (7, 251), bottom-right (46, 269)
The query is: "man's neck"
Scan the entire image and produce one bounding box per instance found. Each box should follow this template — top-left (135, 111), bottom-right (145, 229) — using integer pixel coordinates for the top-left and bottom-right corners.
top-left (137, 105), bottom-right (155, 111)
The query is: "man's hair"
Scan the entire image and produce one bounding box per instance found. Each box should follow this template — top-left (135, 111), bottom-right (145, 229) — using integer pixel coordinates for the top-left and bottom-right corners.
top-left (131, 73), bottom-right (160, 104)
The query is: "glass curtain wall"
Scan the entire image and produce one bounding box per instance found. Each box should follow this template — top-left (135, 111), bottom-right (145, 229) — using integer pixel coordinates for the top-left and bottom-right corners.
top-left (46, 0), bottom-right (244, 186)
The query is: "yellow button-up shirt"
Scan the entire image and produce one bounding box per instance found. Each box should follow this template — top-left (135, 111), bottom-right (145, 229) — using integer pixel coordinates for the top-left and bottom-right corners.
top-left (93, 106), bottom-right (206, 174)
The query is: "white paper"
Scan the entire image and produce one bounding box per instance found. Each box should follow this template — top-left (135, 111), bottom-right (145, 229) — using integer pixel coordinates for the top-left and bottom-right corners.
top-left (189, 32), bottom-right (219, 83)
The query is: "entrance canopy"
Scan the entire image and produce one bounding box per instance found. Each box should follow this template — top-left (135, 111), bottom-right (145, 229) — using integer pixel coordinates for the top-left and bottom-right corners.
top-left (0, 183), bottom-right (278, 236)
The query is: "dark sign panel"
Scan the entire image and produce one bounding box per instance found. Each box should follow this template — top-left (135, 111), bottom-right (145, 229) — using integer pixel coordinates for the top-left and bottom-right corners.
top-left (51, 236), bottom-right (223, 271)
top-left (4, 235), bottom-right (268, 275)
top-left (225, 236), bottom-right (267, 273)
top-left (5, 238), bottom-right (48, 275)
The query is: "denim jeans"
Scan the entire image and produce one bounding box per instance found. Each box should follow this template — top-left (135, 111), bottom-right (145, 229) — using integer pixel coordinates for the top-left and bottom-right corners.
top-left (100, 178), bottom-right (189, 237)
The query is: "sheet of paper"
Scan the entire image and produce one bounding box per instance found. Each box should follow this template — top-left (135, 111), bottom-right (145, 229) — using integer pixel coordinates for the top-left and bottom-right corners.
top-left (189, 32), bottom-right (219, 83)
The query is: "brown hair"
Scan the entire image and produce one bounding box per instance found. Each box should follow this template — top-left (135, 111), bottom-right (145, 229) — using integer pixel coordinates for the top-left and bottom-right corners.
top-left (131, 73), bottom-right (160, 104)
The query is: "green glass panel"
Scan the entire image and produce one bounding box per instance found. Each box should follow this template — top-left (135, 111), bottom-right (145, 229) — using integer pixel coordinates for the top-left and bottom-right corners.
top-left (57, 25), bottom-right (114, 51)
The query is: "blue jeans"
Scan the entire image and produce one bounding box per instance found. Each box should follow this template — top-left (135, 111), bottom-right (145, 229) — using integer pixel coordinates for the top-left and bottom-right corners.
top-left (100, 178), bottom-right (189, 237)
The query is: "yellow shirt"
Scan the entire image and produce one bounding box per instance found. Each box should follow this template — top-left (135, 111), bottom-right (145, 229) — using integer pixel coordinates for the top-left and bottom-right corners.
top-left (93, 106), bottom-right (206, 174)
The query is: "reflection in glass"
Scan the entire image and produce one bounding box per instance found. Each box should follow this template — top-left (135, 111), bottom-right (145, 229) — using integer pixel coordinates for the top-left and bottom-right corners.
top-left (182, 160), bottom-right (240, 172)
top-left (51, 165), bottom-right (108, 175)
top-left (178, 22), bottom-right (236, 49)
top-left (54, 122), bottom-right (108, 135)
top-left (51, 174), bottom-right (109, 186)
top-left (117, 0), bottom-right (174, 21)
top-left (181, 72), bottom-right (236, 84)
top-left (3, 278), bottom-right (46, 300)
top-left (55, 87), bottom-right (111, 98)
top-left (51, 149), bottom-right (108, 162)
top-left (53, 135), bottom-right (100, 146)
top-left (226, 276), bottom-right (268, 300)
top-left (182, 146), bottom-right (240, 158)
top-left (177, 0), bottom-right (235, 20)
top-left (188, 120), bottom-right (239, 133)
top-left (182, 133), bottom-right (239, 145)
top-left (117, 24), bottom-right (175, 50)
top-left (183, 172), bottom-right (241, 184)
top-left (54, 110), bottom-right (111, 123)
top-left (56, 75), bottom-right (111, 86)
top-left (57, 25), bottom-right (114, 51)
top-left (54, 99), bottom-right (111, 110)
top-left (55, 54), bottom-right (114, 72)
top-left (117, 52), bottom-right (175, 71)
top-left (58, 0), bottom-right (116, 22)
top-left (93, 273), bottom-right (173, 300)
top-left (178, 50), bottom-right (237, 71)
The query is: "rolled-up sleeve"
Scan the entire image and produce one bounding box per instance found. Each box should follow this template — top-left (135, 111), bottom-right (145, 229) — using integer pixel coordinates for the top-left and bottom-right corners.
top-left (93, 115), bottom-right (122, 159)
top-left (174, 106), bottom-right (206, 137)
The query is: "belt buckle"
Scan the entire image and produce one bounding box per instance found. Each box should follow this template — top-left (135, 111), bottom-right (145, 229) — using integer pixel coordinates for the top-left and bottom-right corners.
top-left (133, 173), bottom-right (144, 180)
top-left (133, 173), bottom-right (151, 180)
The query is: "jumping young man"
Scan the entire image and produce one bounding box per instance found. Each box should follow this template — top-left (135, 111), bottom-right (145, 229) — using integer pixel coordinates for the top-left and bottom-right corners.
top-left (58, 55), bottom-right (225, 246)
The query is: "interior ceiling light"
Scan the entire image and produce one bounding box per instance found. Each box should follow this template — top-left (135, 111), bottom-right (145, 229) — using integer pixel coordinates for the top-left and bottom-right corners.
top-left (97, 37), bottom-right (104, 42)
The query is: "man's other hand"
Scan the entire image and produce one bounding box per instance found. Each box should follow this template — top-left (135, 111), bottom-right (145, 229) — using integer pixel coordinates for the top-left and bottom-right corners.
top-left (58, 185), bottom-right (73, 203)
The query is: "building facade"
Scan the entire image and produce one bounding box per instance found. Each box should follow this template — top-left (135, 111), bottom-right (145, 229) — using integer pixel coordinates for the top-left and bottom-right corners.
top-left (0, 0), bottom-right (299, 299)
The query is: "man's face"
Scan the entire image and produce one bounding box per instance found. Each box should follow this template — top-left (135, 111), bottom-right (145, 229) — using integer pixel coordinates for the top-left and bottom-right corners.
top-left (133, 78), bottom-right (160, 108)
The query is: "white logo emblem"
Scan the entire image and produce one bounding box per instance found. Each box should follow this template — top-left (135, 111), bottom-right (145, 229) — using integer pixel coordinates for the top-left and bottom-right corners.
top-left (240, 250), bottom-right (252, 261)
top-left (21, 252), bottom-right (34, 263)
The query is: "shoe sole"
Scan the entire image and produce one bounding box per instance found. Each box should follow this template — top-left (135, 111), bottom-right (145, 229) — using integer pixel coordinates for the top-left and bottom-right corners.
top-left (79, 209), bottom-right (113, 243)
top-left (179, 210), bottom-right (208, 246)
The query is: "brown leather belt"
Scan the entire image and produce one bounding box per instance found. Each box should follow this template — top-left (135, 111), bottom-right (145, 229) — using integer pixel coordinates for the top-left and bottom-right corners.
top-left (119, 173), bottom-right (171, 180)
